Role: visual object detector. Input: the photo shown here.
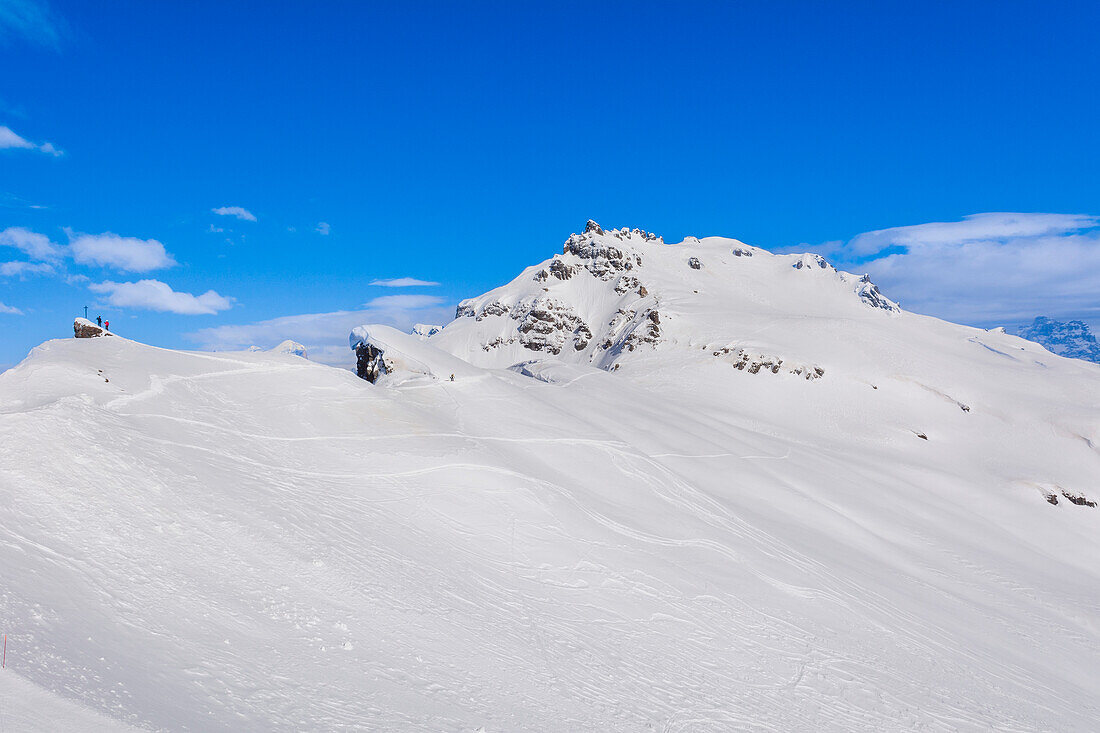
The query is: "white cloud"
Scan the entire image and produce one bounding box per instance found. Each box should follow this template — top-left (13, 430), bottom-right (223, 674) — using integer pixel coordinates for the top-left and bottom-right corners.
top-left (212, 206), bottom-right (256, 222)
top-left (315, 222), bottom-right (331, 235)
top-left (190, 297), bottom-right (453, 367)
top-left (89, 279), bottom-right (234, 315)
top-left (0, 301), bottom-right (23, 315)
top-left (0, 226), bottom-right (62, 260)
top-left (0, 260), bottom-right (54, 277)
top-left (369, 277), bottom-right (441, 288)
top-left (848, 213), bottom-right (1098, 256)
top-left (815, 212), bottom-right (1100, 327)
top-left (207, 224), bottom-right (225, 234)
top-left (0, 125), bottom-right (62, 156)
top-left (68, 230), bottom-right (177, 272)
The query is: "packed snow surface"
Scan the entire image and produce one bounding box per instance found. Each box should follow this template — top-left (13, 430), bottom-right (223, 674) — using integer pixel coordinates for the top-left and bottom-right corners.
top-left (3, 223), bottom-right (1100, 731)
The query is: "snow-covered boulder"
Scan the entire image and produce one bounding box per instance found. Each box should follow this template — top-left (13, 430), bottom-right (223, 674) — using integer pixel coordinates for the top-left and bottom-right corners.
top-left (349, 324), bottom-right (480, 384)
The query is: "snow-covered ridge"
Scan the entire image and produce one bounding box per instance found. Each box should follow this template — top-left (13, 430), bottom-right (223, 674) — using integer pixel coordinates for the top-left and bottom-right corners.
top-left (356, 221), bottom-right (898, 379)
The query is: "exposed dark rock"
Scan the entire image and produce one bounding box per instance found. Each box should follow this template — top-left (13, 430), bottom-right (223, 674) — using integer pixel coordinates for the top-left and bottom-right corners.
top-left (688, 257), bottom-right (702, 270)
top-left (614, 275), bottom-right (640, 295)
top-left (1062, 490), bottom-right (1096, 507)
top-left (456, 302), bottom-right (477, 319)
top-left (1045, 493), bottom-right (1059, 505)
top-left (857, 274), bottom-right (901, 312)
top-left (477, 301), bottom-right (510, 320)
top-left (549, 259), bottom-right (575, 280)
top-left (354, 342), bottom-right (390, 383)
top-left (512, 298), bottom-right (589, 355)
top-left (732, 247), bottom-right (753, 257)
top-left (793, 254), bottom-right (831, 270)
top-left (74, 318), bottom-right (111, 338)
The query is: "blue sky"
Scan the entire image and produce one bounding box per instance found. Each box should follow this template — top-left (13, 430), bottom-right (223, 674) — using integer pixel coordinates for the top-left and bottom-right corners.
top-left (3, 0), bottom-right (1100, 366)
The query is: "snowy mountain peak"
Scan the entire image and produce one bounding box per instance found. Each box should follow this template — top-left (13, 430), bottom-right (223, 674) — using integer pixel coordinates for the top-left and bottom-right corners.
top-left (354, 224), bottom-right (901, 382)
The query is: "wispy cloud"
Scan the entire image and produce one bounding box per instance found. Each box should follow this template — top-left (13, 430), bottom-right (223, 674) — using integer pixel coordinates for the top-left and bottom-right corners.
top-left (212, 206), bottom-right (256, 222)
top-left (804, 212), bottom-right (1100, 327)
top-left (0, 125), bottom-right (62, 156)
top-left (362, 294), bottom-right (445, 309)
top-left (0, 301), bottom-right (23, 315)
top-left (0, 226), bottom-right (62, 260)
top-left (0, 0), bottom-right (62, 48)
top-left (315, 222), bottom-right (331, 235)
top-left (190, 297), bottom-right (453, 366)
top-left (68, 230), bottom-right (177, 272)
top-left (89, 279), bottom-right (234, 315)
top-left (0, 260), bottom-right (53, 277)
top-left (0, 192), bottom-right (47, 209)
top-left (847, 213), bottom-right (1097, 257)
top-left (369, 277), bottom-right (440, 288)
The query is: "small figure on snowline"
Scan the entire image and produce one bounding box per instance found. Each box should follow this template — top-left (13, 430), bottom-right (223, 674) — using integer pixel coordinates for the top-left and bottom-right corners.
top-left (96, 315), bottom-right (102, 327)
top-left (104, 320), bottom-right (109, 331)
top-left (450, 374), bottom-right (455, 382)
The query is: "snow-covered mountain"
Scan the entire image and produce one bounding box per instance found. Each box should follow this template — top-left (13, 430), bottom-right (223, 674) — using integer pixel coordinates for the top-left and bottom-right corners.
top-left (1015, 316), bottom-right (1100, 363)
top-left (414, 220), bottom-right (897, 376)
top-left (4, 222), bottom-right (1100, 731)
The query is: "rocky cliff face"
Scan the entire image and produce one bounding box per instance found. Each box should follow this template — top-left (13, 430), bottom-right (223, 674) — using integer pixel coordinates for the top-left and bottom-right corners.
top-left (1015, 317), bottom-right (1100, 363)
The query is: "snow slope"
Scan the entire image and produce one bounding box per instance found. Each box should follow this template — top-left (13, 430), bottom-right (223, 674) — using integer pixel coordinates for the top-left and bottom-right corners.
top-left (2, 223), bottom-right (1100, 731)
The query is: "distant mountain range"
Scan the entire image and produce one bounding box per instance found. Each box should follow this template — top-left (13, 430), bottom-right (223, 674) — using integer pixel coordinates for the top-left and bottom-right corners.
top-left (1015, 316), bottom-right (1100, 363)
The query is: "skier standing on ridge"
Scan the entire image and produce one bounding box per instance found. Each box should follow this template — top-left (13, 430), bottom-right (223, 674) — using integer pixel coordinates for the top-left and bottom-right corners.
top-left (96, 315), bottom-right (102, 327)
top-left (104, 320), bottom-right (109, 331)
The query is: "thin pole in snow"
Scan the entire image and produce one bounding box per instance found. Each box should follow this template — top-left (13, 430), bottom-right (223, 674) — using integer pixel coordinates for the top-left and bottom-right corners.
top-left (2, 633), bottom-right (6, 668)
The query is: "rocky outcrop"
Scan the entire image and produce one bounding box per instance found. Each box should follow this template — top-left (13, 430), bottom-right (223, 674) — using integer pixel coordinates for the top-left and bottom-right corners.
top-left (856, 275), bottom-right (901, 312)
top-left (513, 298), bottom-right (591, 355)
top-left (1061, 490), bottom-right (1096, 507)
top-left (74, 318), bottom-right (111, 338)
top-left (712, 345), bottom-right (825, 380)
top-left (792, 253), bottom-right (833, 271)
top-left (354, 342), bottom-right (390, 383)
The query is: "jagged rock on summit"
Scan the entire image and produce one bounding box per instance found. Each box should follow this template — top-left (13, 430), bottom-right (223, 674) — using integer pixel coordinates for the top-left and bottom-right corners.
top-left (74, 317), bottom-right (112, 338)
